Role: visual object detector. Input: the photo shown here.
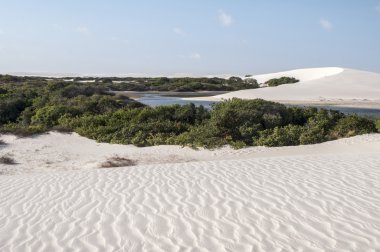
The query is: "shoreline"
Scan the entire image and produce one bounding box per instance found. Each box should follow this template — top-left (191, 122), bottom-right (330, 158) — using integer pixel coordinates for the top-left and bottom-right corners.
top-left (183, 96), bottom-right (380, 109)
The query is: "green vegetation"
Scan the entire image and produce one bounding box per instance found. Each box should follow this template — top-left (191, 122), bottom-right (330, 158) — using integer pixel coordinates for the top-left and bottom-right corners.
top-left (1, 74), bottom-right (261, 92)
top-left (0, 76), bottom-right (377, 149)
top-left (266, 76), bottom-right (299, 87)
top-left (0, 77), bottom-right (143, 136)
top-left (102, 76), bottom-right (260, 92)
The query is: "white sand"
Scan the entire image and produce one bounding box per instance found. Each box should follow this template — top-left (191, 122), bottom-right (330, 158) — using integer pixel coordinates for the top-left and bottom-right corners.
top-left (1, 132), bottom-right (380, 175)
top-left (190, 67), bottom-right (380, 106)
top-left (1, 132), bottom-right (380, 251)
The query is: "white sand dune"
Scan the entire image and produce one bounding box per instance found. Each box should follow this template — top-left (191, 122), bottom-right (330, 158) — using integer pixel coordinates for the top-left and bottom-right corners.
top-left (191, 67), bottom-right (380, 106)
top-left (248, 67), bottom-right (344, 83)
top-left (1, 133), bottom-right (380, 251)
top-left (2, 132), bottom-right (380, 175)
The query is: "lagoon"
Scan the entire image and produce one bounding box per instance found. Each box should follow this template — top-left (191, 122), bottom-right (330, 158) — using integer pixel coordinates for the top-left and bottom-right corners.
top-left (118, 91), bottom-right (380, 117)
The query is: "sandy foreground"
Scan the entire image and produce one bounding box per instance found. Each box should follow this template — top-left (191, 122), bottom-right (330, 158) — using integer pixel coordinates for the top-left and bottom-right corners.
top-left (1, 132), bottom-right (380, 251)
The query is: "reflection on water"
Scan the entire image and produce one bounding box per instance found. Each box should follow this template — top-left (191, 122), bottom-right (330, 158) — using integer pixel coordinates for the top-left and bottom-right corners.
top-left (137, 94), bottom-right (217, 108)
top-left (137, 94), bottom-right (380, 117)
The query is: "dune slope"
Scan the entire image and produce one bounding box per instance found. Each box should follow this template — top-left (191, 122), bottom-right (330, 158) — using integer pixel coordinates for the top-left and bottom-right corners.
top-left (206, 67), bottom-right (380, 103)
top-left (2, 132), bottom-right (380, 175)
top-left (1, 142), bottom-right (380, 251)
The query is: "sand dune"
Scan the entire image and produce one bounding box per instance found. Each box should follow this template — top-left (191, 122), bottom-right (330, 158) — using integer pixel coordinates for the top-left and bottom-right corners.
top-left (1, 133), bottom-right (380, 251)
top-left (247, 67), bottom-right (344, 83)
top-left (1, 151), bottom-right (380, 251)
top-left (1, 132), bottom-right (380, 175)
top-left (192, 67), bottom-right (380, 106)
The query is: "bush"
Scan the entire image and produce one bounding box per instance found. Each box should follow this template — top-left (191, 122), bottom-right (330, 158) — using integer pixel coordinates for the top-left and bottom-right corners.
top-left (31, 105), bottom-right (75, 128)
top-left (299, 126), bottom-right (327, 145)
top-left (0, 97), bottom-right (28, 125)
top-left (0, 123), bottom-right (46, 137)
top-left (209, 98), bottom-right (289, 142)
top-left (376, 118), bottom-right (380, 132)
top-left (243, 78), bottom-right (259, 88)
top-left (175, 124), bottom-right (226, 149)
top-left (266, 77), bottom-right (299, 87)
top-left (330, 115), bottom-right (377, 138)
top-left (58, 85), bottom-right (105, 98)
top-left (255, 125), bottom-right (303, 147)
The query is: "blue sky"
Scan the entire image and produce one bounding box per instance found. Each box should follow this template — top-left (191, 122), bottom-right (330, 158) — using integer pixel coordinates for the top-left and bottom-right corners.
top-left (1, 0), bottom-right (380, 75)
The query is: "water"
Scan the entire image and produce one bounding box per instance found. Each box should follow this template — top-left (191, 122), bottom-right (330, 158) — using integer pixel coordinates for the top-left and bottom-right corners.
top-left (300, 105), bottom-right (380, 118)
top-left (135, 93), bottom-right (380, 117)
top-left (137, 94), bottom-right (216, 108)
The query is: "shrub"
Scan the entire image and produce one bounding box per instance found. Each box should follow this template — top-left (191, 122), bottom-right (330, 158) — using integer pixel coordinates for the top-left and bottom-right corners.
top-left (175, 124), bottom-right (226, 149)
top-left (287, 106), bottom-right (319, 125)
top-left (299, 126), bottom-right (327, 145)
top-left (209, 98), bottom-right (289, 142)
top-left (0, 97), bottom-right (28, 125)
top-left (243, 78), bottom-right (259, 88)
top-left (266, 77), bottom-right (299, 87)
top-left (255, 125), bottom-right (303, 147)
top-left (0, 123), bottom-right (46, 137)
top-left (376, 118), bottom-right (380, 132)
top-left (58, 84), bottom-right (105, 98)
top-left (31, 105), bottom-right (74, 128)
top-left (330, 115), bottom-right (377, 139)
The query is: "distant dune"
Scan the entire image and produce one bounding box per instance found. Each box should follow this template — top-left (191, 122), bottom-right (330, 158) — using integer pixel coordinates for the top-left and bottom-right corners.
top-left (193, 67), bottom-right (380, 107)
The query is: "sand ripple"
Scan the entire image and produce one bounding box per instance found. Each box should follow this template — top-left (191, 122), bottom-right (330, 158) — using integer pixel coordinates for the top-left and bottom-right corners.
top-left (1, 153), bottom-right (380, 251)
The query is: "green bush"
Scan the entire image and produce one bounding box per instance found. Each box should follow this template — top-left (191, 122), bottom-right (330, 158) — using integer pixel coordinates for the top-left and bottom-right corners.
top-left (330, 115), bottom-right (377, 138)
top-left (299, 126), bottom-right (327, 145)
top-left (0, 123), bottom-right (46, 137)
top-left (266, 77), bottom-right (299, 87)
top-left (243, 78), bottom-right (259, 88)
top-left (209, 98), bottom-right (289, 143)
top-left (31, 105), bottom-right (75, 128)
top-left (255, 125), bottom-right (303, 147)
top-left (0, 97), bottom-right (28, 125)
top-left (175, 124), bottom-right (226, 149)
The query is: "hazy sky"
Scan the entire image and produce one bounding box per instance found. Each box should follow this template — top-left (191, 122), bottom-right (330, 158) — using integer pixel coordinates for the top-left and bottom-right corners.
top-left (1, 0), bottom-right (380, 75)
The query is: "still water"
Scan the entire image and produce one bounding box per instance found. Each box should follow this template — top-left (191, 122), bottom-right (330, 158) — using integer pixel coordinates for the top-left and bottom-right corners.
top-left (137, 94), bottom-right (216, 108)
top-left (134, 93), bottom-right (380, 117)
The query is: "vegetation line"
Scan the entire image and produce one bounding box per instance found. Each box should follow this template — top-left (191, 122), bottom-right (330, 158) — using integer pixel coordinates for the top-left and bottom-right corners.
top-left (0, 75), bottom-right (378, 149)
